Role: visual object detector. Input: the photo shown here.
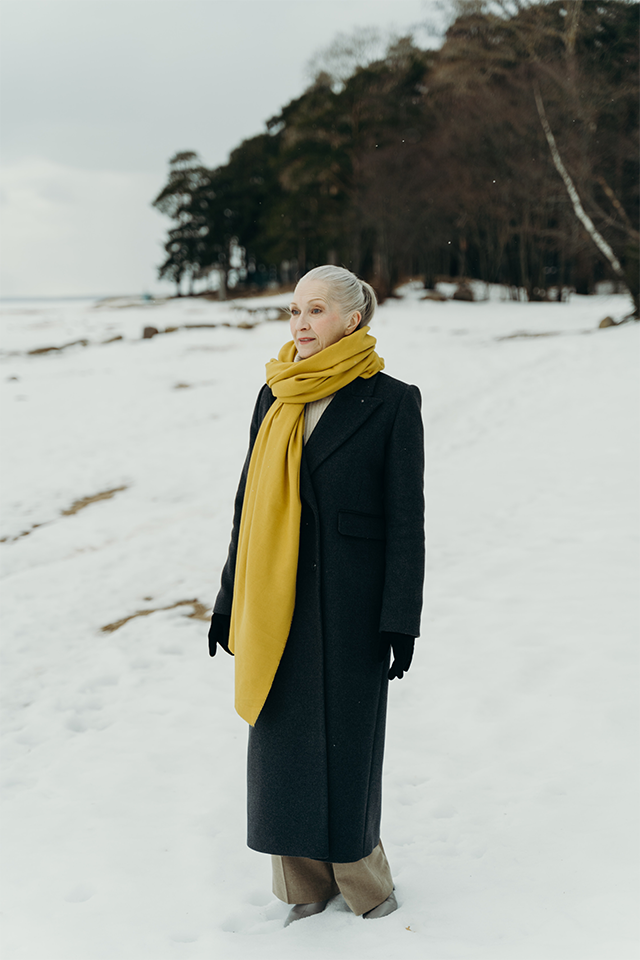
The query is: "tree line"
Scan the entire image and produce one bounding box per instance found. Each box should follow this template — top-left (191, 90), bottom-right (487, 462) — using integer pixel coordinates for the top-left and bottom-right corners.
top-left (153, 0), bottom-right (639, 315)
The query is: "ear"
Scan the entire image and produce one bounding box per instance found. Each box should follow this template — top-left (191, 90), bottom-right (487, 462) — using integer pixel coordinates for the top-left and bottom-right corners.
top-left (346, 311), bottom-right (361, 334)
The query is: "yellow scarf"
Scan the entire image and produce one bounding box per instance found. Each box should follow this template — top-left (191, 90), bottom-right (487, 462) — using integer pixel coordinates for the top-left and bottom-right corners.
top-left (229, 326), bottom-right (384, 724)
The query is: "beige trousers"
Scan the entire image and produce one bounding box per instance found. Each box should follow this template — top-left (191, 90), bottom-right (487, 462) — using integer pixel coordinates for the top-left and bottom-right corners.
top-left (271, 840), bottom-right (394, 916)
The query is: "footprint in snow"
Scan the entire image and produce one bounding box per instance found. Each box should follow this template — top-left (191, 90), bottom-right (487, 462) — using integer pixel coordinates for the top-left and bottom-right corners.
top-left (78, 674), bottom-right (119, 693)
top-left (169, 929), bottom-right (199, 943)
top-left (66, 713), bottom-right (111, 733)
top-left (64, 882), bottom-right (95, 903)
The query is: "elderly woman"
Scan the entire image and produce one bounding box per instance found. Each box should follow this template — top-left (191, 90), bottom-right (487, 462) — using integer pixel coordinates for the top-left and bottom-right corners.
top-left (209, 265), bottom-right (425, 925)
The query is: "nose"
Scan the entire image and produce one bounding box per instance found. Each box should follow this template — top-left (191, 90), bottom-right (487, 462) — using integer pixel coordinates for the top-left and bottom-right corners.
top-left (294, 311), bottom-right (310, 331)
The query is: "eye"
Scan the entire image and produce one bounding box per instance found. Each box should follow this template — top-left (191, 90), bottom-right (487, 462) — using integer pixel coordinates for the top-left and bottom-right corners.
top-left (311, 307), bottom-right (322, 314)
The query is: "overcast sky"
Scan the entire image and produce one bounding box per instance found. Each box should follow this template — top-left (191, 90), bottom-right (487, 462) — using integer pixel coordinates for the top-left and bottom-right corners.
top-left (1, 0), bottom-right (443, 298)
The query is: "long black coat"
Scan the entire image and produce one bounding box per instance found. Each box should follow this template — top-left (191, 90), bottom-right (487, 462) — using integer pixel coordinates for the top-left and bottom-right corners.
top-left (214, 371), bottom-right (425, 863)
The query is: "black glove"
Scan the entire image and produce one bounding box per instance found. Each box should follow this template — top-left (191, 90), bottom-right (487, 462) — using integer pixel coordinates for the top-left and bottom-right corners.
top-left (208, 613), bottom-right (233, 657)
top-left (379, 631), bottom-right (415, 680)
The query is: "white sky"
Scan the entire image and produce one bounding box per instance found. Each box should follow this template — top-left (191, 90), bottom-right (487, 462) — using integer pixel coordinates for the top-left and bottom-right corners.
top-left (0, 0), bottom-right (442, 297)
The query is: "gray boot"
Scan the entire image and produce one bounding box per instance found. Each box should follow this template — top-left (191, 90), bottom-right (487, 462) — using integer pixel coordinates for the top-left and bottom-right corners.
top-left (362, 890), bottom-right (398, 919)
top-left (284, 900), bottom-right (330, 927)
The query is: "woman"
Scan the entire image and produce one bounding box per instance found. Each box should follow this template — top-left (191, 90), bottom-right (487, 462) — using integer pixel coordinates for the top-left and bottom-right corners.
top-left (209, 265), bottom-right (425, 925)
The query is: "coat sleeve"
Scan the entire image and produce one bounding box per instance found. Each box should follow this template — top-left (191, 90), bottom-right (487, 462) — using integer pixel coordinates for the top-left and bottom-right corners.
top-left (213, 384), bottom-right (275, 616)
top-left (379, 383), bottom-right (425, 638)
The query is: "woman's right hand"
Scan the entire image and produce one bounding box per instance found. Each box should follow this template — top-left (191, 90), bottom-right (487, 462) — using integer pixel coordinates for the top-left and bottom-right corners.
top-left (379, 632), bottom-right (414, 679)
top-left (208, 613), bottom-right (233, 657)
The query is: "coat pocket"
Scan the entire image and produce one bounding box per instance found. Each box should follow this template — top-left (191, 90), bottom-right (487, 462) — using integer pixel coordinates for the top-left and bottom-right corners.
top-left (337, 510), bottom-right (386, 540)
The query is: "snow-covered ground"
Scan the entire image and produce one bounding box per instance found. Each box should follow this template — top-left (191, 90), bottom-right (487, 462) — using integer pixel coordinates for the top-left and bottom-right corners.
top-left (1, 287), bottom-right (638, 960)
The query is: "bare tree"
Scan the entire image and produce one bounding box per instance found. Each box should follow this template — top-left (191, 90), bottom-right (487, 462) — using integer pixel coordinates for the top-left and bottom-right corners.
top-left (534, 84), bottom-right (629, 285)
top-left (306, 27), bottom-right (389, 91)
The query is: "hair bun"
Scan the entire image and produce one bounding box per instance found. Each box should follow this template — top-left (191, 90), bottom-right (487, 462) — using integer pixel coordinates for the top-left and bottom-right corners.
top-left (359, 279), bottom-right (377, 326)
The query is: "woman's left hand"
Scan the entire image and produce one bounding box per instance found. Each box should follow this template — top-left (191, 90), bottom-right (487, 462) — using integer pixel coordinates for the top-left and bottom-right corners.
top-left (208, 613), bottom-right (233, 657)
top-left (379, 632), bottom-right (415, 680)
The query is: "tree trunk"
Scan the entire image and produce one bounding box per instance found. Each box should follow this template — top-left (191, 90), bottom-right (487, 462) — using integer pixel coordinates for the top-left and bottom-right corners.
top-left (218, 267), bottom-right (227, 302)
top-left (534, 82), bottom-right (637, 317)
top-left (372, 226), bottom-right (391, 302)
top-left (623, 242), bottom-right (640, 317)
top-left (535, 83), bottom-right (622, 276)
top-left (459, 236), bottom-right (467, 278)
top-left (298, 236), bottom-right (307, 276)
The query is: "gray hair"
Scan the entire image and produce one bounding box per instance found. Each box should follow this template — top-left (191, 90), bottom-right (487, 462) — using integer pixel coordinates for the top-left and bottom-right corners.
top-left (300, 265), bottom-right (377, 329)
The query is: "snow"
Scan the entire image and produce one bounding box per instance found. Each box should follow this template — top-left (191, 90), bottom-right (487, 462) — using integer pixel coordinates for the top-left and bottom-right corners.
top-left (1, 287), bottom-right (638, 959)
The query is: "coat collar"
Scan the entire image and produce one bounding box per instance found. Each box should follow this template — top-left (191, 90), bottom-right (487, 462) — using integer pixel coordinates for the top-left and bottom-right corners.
top-left (302, 375), bottom-right (383, 475)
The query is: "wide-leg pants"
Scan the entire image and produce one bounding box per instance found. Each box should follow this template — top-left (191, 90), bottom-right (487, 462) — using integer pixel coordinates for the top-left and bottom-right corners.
top-left (271, 840), bottom-right (394, 916)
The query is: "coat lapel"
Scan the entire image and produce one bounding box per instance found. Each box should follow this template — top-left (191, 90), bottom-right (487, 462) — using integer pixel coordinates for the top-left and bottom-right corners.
top-left (303, 376), bottom-right (383, 475)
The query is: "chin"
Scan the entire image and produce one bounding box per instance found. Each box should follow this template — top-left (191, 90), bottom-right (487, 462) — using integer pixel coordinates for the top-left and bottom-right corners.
top-left (298, 344), bottom-right (319, 357)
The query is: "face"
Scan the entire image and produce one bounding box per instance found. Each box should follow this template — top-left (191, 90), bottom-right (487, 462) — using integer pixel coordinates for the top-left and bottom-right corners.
top-left (289, 278), bottom-right (360, 359)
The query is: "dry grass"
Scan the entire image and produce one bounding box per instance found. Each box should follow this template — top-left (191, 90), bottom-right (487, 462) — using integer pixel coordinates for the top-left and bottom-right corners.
top-left (61, 486), bottom-right (128, 517)
top-left (28, 339), bottom-right (89, 355)
top-left (496, 332), bottom-right (561, 340)
top-left (100, 598), bottom-right (210, 633)
top-left (0, 523), bottom-right (43, 544)
top-left (1, 485), bottom-right (129, 543)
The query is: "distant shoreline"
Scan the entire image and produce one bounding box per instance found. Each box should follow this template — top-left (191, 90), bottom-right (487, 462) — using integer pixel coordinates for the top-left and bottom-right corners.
top-left (1, 295), bottom-right (139, 303)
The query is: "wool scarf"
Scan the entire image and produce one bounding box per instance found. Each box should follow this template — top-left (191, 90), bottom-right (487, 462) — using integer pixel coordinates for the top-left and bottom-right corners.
top-left (229, 326), bottom-right (384, 724)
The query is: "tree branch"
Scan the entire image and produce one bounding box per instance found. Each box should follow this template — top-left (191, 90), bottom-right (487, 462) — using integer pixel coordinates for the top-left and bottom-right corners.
top-left (597, 176), bottom-right (640, 243)
top-left (564, 0), bottom-right (582, 57)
